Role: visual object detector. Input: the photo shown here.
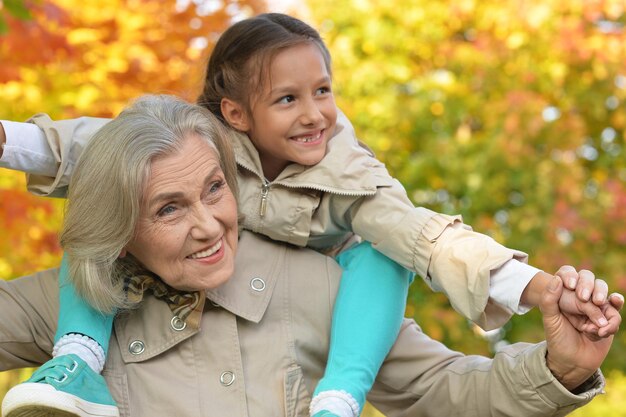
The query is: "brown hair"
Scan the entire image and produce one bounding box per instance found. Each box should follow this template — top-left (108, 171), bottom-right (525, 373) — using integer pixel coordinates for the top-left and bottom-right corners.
top-left (197, 13), bottom-right (332, 123)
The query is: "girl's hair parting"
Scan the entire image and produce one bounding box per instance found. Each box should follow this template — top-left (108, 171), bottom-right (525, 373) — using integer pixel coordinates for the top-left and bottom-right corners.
top-left (198, 13), bottom-right (332, 123)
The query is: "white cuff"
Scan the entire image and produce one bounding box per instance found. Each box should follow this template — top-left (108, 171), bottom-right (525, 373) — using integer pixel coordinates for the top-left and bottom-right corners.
top-left (0, 120), bottom-right (58, 176)
top-left (490, 259), bottom-right (541, 314)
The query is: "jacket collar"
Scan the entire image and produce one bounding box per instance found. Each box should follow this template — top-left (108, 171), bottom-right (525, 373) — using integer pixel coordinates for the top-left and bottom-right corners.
top-left (231, 110), bottom-right (383, 195)
top-left (114, 232), bottom-right (282, 363)
top-left (205, 231), bottom-right (283, 323)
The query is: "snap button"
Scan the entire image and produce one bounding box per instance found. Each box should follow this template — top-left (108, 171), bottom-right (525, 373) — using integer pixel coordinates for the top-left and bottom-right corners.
top-left (170, 316), bottom-right (187, 331)
top-left (129, 340), bottom-right (145, 355)
top-left (250, 277), bottom-right (266, 292)
top-left (220, 371), bottom-right (235, 386)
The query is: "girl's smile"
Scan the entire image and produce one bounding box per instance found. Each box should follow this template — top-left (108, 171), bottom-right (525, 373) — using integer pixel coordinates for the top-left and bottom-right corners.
top-left (236, 42), bottom-right (338, 181)
top-left (290, 129), bottom-right (325, 144)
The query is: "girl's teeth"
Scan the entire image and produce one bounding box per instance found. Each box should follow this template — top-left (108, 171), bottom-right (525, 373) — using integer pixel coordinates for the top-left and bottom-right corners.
top-left (189, 240), bottom-right (222, 259)
top-left (294, 132), bottom-right (321, 142)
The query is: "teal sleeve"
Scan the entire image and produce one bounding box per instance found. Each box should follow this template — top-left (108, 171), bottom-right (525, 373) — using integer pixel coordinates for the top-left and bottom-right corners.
top-left (314, 241), bottom-right (412, 410)
top-left (55, 253), bottom-right (115, 355)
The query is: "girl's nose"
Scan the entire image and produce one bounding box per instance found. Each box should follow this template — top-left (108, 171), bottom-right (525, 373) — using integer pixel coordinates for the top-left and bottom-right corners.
top-left (300, 99), bottom-right (324, 125)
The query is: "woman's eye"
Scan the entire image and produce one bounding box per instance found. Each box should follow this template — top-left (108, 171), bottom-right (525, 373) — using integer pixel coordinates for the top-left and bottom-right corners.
top-left (278, 95), bottom-right (295, 104)
top-left (204, 180), bottom-right (226, 202)
top-left (157, 205), bottom-right (177, 217)
top-left (209, 180), bottom-right (224, 194)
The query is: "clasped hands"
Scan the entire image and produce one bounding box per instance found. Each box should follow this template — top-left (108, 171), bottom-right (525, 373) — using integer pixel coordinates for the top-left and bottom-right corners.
top-left (541, 266), bottom-right (622, 391)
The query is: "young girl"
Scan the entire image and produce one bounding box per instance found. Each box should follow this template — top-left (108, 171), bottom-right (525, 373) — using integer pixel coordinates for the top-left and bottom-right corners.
top-left (0, 13), bottom-right (618, 417)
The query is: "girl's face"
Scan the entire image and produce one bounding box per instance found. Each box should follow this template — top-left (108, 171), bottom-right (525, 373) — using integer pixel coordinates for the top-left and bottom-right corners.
top-left (244, 42), bottom-right (337, 180)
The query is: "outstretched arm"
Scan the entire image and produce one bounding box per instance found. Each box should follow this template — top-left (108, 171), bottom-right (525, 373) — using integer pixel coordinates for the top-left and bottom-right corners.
top-left (366, 273), bottom-right (620, 416)
top-left (0, 115), bottom-right (110, 197)
top-left (370, 318), bottom-right (610, 417)
top-left (0, 268), bottom-right (59, 369)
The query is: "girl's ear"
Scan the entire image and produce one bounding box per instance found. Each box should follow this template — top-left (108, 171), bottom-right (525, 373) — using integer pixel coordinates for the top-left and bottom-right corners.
top-left (119, 248), bottom-right (127, 258)
top-left (221, 98), bottom-right (250, 132)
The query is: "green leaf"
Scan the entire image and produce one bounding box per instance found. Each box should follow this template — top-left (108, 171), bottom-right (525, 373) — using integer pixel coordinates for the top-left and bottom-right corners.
top-left (4, 0), bottom-right (32, 20)
top-left (0, 15), bottom-right (7, 35)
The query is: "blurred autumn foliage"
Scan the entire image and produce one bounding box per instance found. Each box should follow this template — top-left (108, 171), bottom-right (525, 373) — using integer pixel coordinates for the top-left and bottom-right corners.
top-left (0, 0), bottom-right (264, 265)
top-left (307, 0), bottom-right (626, 368)
top-left (1, 0), bottom-right (625, 415)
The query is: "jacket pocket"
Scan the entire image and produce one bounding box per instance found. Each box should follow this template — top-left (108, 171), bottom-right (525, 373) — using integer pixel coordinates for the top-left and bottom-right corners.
top-left (283, 365), bottom-right (312, 417)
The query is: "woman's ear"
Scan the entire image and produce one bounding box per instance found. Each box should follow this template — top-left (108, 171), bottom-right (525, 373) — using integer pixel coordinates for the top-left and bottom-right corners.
top-left (221, 98), bottom-right (250, 132)
top-left (119, 248), bottom-right (127, 258)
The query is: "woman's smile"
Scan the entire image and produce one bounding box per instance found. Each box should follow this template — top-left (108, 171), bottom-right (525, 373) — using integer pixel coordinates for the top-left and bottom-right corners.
top-left (187, 238), bottom-right (224, 261)
top-left (125, 133), bottom-right (238, 291)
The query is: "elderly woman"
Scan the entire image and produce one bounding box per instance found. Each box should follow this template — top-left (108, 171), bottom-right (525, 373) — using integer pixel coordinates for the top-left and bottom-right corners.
top-left (0, 95), bottom-right (621, 417)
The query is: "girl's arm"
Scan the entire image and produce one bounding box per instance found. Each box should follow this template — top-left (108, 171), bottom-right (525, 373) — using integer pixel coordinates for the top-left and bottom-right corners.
top-left (334, 110), bottom-right (612, 331)
top-left (0, 120), bottom-right (58, 177)
top-left (0, 116), bottom-right (111, 197)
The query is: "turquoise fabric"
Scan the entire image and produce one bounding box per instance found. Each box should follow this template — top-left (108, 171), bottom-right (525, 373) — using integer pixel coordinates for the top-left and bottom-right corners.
top-left (312, 412), bottom-right (340, 417)
top-left (55, 254), bottom-right (115, 355)
top-left (314, 241), bottom-right (412, 411)
top-left (25, 353), bottom-right (117, 407)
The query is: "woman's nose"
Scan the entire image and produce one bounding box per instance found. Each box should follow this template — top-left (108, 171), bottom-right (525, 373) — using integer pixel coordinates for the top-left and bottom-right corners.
top-left (189, 203), bottom-right (220, 240)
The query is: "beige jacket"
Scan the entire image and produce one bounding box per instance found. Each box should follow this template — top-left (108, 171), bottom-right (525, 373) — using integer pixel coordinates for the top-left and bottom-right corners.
top-left (24, 112), bottom-right (527, 329)
top-left (0, 232), bottom-right (603, 417)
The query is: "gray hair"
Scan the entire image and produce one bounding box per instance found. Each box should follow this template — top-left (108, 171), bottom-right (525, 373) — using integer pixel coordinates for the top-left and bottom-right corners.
top-left (60, 94), bottom-right (238, 313)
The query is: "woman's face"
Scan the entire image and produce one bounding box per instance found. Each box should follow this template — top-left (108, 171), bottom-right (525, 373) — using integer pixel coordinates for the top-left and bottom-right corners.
top-left (125, 133), bottom-right (238, 291)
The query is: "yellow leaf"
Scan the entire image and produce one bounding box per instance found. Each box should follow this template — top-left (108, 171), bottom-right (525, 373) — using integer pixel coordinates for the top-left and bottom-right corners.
top-left (67, 28), bottom-right (103, 45)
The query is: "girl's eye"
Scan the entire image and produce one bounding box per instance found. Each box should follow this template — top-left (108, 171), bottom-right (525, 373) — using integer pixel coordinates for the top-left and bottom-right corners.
top-left (278, 95), bottom-right (295, 104)
top-left (316, 86), bottom-right (331, 95)
top-left (157, 205), bottom-right (177, 217)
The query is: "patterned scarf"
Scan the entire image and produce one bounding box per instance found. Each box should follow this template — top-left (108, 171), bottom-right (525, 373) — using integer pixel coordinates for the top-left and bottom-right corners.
top-left (119, 257), bottom-right (205, 328)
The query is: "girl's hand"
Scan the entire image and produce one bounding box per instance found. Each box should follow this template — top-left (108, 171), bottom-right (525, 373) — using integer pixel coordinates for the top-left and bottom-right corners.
top-left (555, 266), bottom-right (624, 339)
top-left (558, 266), bottom-right (609, 305)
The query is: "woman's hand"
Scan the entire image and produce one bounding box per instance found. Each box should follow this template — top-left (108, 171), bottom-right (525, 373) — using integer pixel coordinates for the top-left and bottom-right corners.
top-left (541, 276), bottom-right (622, 391)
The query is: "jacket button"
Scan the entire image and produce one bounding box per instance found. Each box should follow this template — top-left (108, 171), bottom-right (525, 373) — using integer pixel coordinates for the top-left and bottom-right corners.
top-left (220, 371), bottom-right (235, 386)
top-left (170, 316), bottom-right (187, 331)
top-left (250, 277), bottom-right (266, 292)
top-left (129, 340), bottom-right (145, 355)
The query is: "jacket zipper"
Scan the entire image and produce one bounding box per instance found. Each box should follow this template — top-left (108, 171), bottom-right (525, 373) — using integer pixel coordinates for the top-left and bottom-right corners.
top-left (277, 181), bottom-right (376, 197)
top-left (236, 160), bottom-right (377, 218)
top-left (260, 178), bottom-right (270, 217)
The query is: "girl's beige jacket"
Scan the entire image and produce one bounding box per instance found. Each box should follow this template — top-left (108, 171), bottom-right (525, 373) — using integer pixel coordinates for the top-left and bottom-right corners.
top-left (26, 110), bottom-right (530, 329)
